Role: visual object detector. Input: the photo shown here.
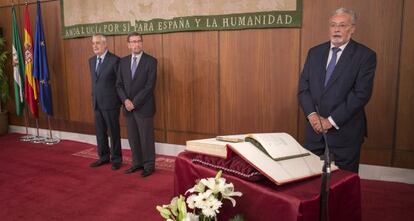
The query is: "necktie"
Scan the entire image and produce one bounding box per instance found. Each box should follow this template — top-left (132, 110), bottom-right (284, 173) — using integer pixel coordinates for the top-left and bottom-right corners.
top-left (324, 47), bottom-right (341, 86)
top-left (131, 56), bottom-right (138, 78)
top-left (95, 57), bottom-right (102, 76)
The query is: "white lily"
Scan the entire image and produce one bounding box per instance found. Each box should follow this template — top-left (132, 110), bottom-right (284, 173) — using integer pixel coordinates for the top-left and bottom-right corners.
top-left (221, 183), bottom-right (243, 207)
top-left (200, 176), bottom-right (227, 195)
top-left (185, 180), bottom-right (206, 194)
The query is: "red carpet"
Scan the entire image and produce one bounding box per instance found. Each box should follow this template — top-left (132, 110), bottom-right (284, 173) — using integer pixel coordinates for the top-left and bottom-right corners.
top-left (0, 133), bottom-right (173, 221)
top-left (361, 179), bottom-right (414, 221)
top-left (0, 133), bottom-right (413, 221)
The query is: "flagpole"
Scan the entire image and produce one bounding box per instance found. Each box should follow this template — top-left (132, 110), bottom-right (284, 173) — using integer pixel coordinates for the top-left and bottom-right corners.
top-left (43, 116), bottom-right (59, 145)
top-left (31, 118), bottom-right (44, 143)
top-left (19, 106), bottom-right (34, 141)
top-left (12, 4), bottom-right (31, 142)
top-left (33, 0), bottom-right (56, 145)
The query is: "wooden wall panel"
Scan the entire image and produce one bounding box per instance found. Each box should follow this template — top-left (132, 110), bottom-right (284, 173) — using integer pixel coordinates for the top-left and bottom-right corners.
top-left (219, 29), bottom-right (265, 134)
top-left (1, 0), bottom-right (413, 169)
top-left (163, 32), bottom-right (196, 134)
top-left (354, 0), bottom-right (402, 152)
top-left (192, 32), bottom-right (219, 135)
top-left (360, 149), bottom-right (393, 166)
top-left (260, 29), bottom-right (300, 136)
top-left (219, 28), bottom-right (300, 135)
top-left (394, 151), bottom-right (414, 169)
top-left (163, 31), bottom-right (219, 138)
top-left (0, 0), bottom-right (14, 7)
top-left (64, 37), bottom-right (93, 124)
top-left (396, 0), bottom-right (414, 151)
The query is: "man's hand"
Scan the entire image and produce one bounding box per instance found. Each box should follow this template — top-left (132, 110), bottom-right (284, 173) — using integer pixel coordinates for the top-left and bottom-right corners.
top-left (308, 113), bottom-right (332, 134)
top-left (320, 118), bottom-right (333, 133)
top-left (124, 99), bottom-right (135, 111)
top-left (308, 113), bottom-right (321, 134)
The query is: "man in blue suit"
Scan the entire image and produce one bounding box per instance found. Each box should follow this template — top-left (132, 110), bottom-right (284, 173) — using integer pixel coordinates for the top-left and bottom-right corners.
top-left (117, 32), bottom-right (157, 177)
top-left (88, 34), bottom-right (122, 170)
top-left (298, 8), bottom-right (377, 173)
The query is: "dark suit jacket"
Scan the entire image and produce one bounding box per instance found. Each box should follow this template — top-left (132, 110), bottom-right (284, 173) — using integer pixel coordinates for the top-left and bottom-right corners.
top-left (89, 51), bottom-right (121, 110)
top-left (298, 39), bottom-right (377, 147)
top-left (116, 52), bottom-right (157, 118)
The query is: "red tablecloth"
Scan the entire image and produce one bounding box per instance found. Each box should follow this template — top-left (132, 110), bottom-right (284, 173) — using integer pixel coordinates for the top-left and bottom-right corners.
top-left (174, 152), bottom-right (361, 221)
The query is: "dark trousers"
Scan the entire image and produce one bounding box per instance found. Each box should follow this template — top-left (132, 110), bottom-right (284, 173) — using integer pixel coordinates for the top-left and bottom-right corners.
top-left (125, 113), bottom-right (155, 170)
top-left (305, 140), bottom-right (362, 173)
top-left (94, 108), bottom-right (122, 163)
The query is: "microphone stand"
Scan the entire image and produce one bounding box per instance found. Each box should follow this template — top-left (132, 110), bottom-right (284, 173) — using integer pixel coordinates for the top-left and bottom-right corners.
top-left (315, 106), bottom-right (331, 221)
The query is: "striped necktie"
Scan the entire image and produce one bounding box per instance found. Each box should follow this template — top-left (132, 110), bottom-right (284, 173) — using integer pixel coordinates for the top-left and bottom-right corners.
top-left (131, 56), bottom-right (138, 78)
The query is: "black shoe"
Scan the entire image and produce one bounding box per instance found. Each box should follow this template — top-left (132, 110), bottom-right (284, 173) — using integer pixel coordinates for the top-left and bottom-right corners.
top-left (141, 168), bottom-right (154, 177)
top-left (111, 163), bottom-right (122, 170)
top-left (89, 160), bottom-right (109, 168)
top-left (124, 165), bottom-right (143, 174)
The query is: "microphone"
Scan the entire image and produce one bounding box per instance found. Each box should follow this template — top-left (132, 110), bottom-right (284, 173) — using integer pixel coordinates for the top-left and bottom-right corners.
top-left (315, 105), bottom-right (331, 173)
top-left (315, 105), bottom-right (331, 221)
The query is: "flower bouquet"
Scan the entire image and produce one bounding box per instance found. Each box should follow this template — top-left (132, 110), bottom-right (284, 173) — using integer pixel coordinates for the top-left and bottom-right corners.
top-left (156, 170), bottom-right (244, 221)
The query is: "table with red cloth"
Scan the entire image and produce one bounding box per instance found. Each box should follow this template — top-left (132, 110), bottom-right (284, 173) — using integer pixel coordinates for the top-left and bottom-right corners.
top-left (174, 152), bottom-right (361, 221)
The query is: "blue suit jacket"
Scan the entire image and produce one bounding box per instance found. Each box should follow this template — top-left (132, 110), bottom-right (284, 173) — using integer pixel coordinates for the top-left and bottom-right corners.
top-left (298, 39), bottom-right (377, 147)
top-left (116, 52), bottom-right (157, 118)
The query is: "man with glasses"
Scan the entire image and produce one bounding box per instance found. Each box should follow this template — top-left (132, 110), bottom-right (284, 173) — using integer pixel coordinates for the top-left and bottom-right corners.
top-left (116, 32), bottom-right (157, 177)
top-left (298, 8), bottom-right (377, 173)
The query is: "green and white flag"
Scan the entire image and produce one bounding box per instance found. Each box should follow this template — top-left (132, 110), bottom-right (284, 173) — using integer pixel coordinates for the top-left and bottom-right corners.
top-left (12, 6), bottom-right (25, 116)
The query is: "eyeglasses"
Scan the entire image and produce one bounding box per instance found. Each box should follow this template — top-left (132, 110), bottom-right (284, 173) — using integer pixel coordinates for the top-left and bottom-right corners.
top-left (329, 23), bottom-right (353, 29)
top-left (128, 40), bottom-right (142, 43)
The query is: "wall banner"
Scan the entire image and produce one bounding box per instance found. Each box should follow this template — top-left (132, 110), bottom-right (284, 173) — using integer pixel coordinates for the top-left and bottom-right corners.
top-left (61, 0), bottom-right (302, 39)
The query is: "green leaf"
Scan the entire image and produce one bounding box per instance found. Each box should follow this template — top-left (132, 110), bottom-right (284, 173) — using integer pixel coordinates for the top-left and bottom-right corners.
top-left (156, 206), bottom-right (172, 219)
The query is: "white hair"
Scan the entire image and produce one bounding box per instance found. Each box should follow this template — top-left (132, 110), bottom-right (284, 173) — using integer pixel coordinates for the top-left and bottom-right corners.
top-left (92, 34), bottom-right (107, 43)
top-left (332, 7), bottom-right (357, 24)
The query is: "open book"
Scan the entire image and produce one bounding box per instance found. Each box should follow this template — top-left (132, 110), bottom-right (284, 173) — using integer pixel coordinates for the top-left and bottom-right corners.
top-left (245, 133), bottom-right (310, 161)
top-left (185, 133), bottom-right (337, 185)
top-left (186, 133), bottom-right (309, 161)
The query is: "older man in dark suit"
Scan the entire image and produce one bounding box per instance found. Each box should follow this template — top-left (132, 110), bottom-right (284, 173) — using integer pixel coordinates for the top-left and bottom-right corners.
top-left (88, 34), bottom-right (122, 170)
top-left (298, 8), bottom-right (377, 173)
top-left (116, 32), bottom-right (157, 177)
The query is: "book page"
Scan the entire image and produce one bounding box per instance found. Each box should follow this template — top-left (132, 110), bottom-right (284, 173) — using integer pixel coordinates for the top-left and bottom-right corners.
top-left (228, 141), bottom-right (329, 185)
top-left (247, 133), bottom-right (309, 160)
